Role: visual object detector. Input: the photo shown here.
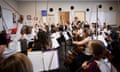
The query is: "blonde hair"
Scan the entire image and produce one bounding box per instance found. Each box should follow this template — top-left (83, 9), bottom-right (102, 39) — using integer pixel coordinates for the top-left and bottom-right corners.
top-left (0, 53), bottom-right (33, 72)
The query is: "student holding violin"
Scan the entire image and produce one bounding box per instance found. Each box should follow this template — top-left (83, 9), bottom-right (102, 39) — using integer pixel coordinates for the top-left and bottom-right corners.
top-left (65, 28), bottom-right (93, 72)
top-left (73, 28), bottom-right (92, 46)
top-left (81, 40), bottom-right (117, 72)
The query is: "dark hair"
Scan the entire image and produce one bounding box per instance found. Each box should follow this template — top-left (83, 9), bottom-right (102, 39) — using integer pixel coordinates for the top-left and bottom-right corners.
top-left (74, 17), bottom-right (78, 20)
top-left (107, 25), bottom-right (111, 30)
top-left (20, 25), bottom-right (28, 35)
top-left (51, 25), bottom-right (57, 33)
top-left (88, 40), bottom-right (106, 60)
top-left (0, 31), bottom-right (10, 46)
top-left (34, 29), bottom-right (52, 50)
top-left (18, 15), bottom-right (24, 24)
top-left (59, 25), bottom-right (64, 31)
top-left (26, 26), bottom-right (32, 34)
top-left (82, 28), bottom-right (90, 39)
top-left (0, 53), bottom-right (33, 72)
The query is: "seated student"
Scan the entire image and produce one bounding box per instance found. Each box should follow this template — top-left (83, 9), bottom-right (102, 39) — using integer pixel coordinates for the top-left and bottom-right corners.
top-left (65, 29), bottom-right (92, 72)
top-left (73, 28), bottom-right (92, 46)
top-left (81, 40), bottom-right (117, 72)
top-left (0, 53), bottom-right (33, 72)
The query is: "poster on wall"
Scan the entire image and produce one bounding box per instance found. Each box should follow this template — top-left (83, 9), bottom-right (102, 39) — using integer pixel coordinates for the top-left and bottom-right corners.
top-left (27, 15), bottom-right (32, 20)
top-left (13, 13), bottom-right (16, 24)
top-left (41, 10), bottom-right (47, 16)
top-left (26, 15), bottom-right (32, 26)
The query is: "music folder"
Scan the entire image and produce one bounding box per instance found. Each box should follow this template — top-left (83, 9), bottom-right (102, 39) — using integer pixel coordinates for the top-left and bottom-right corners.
top-left (28, 49), bottom-right (59, 72)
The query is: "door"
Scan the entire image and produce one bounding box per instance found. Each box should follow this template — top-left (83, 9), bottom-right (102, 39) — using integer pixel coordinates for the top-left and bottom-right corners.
top-left (60, 12), bottom-right (69, 25)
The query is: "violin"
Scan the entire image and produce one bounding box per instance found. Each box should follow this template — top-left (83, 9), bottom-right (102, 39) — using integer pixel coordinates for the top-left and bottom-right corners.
top-left (64, 28), bottom-right (89, 66)
top-left (64, 31), bottom-right (84, 66)
top-left (64, 45), bottom-right (84, 66)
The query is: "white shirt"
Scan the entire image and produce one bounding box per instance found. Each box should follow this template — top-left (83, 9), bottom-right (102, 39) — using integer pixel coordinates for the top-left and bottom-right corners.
top-left (15, 23), bottom-right (24, 41)
top-left (95, 59), bottom-right (117, 72)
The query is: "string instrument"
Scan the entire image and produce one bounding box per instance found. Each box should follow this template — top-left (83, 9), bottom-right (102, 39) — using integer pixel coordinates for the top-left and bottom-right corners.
top-left (64, 31), bottom-right (84, 66)
top-left (104, 50), bottom-right (113, 62)
top-left (64, 45), bottom-right (84, 66)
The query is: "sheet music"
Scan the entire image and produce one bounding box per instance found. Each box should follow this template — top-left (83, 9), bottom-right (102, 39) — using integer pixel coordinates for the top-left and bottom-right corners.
top-left (7, 40), bottom-right (21, 52)
top-left (43, 50), bottom-right (59, 71)
top-left (55, 32), bottom-right (61, 39)
top-left (98, 35), bottom-right (108, 47)
top-left (3, 41), bottom-right (18, 58)
top-left (28, 51), bottom-right (44, 72)
top-left (51, 38), bottom-right (60, 48)
top-left (28, 50), bottom-right (59, 72)
top-left (62, 32), bottom-right (69, 40)
top-left (93, 35), bottom-right (108, 47)
top-left (51, 33), bottom-right (60, 48)
top-left (51, 32), bottom-right (60, 39)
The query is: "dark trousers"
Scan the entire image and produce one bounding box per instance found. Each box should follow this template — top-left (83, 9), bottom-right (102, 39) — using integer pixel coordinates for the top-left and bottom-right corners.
top-left (19, 39), bottom-right (28, 55)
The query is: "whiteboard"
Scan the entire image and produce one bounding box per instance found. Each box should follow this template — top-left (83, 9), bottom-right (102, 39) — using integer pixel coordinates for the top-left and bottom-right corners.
top-left (2, 8), bottom-right (14, 29)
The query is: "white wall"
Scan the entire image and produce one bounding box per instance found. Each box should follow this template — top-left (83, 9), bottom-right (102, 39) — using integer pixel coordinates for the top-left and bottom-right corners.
top-left (0, 0), bottom-right (18, 11)
top-left (0, 0), bottom-right (18, 31)
top-left (17, 1), bottom-right (120, 26)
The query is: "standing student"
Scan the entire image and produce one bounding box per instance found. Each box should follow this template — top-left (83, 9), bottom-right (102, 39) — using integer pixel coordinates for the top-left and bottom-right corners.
top-left (73, 28), bottom-right (92, 46)
top-left (19, 25), bottom-right (28, 55)
top-left (72, 17), bottom-right (80, 26)
top-left (15, 15), bottom-right (28, 55)
top-left (66, 28), bottom-right (92, 72)
top-left (0, 53), bottom-right (33, 72)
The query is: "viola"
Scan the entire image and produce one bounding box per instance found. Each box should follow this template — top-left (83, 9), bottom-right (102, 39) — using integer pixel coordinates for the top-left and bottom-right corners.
top-left (64, 45), bottom-right (84, 66)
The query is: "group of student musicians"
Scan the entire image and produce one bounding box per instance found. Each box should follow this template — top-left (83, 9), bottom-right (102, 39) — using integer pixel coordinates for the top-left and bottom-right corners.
top-left (0, 15), bottom-right (120, 72)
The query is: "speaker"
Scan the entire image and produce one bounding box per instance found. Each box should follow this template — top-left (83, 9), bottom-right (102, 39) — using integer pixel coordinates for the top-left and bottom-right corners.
top-left (98, 4), bottom-right (102, 8)
top-left (58, 8), bottom-right (62, 11)
top-left (86, 8), bottom-right (90, 12)
top-left (49, 8), bottom-right (53, 12)
top-left (109, 6), bottom-right (113, 11)
top-left (0, 5), bottom-right (1, 18)
top-left (70, 6), bottom-right (74, 10)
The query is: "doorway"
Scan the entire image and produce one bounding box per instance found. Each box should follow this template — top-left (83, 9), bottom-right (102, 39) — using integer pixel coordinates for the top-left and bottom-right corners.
top-left (60, 11), bottom-right (69, 25)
